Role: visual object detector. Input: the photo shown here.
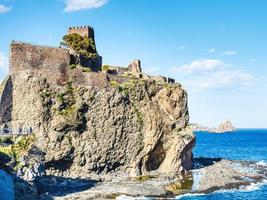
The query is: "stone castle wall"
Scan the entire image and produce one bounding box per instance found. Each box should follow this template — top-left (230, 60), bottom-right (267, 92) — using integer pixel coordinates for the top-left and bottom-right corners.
top-left (10, 42), bottom-right (71, 85)
top-left (9, 42), bottom-right (108, 88)
top-left (68, 26), bottom-right (95, 39)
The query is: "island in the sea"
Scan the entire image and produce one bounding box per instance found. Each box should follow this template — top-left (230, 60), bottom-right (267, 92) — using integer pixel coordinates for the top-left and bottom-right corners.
top-left (191, 120), bottom-right (236, 133)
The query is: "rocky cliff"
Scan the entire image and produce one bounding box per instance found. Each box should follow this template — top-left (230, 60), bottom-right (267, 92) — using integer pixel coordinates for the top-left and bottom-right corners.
top-left (0, 65), bottom-right (195, 180)
top-left (191, 120), bottom-right (236, 133)
top-left (0, 32), bottom-right (195, 182)
top-left (7, 69), bottom-right (195, 178)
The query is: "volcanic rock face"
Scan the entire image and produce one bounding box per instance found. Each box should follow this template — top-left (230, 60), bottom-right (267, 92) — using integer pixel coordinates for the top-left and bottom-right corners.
top-left (0, 41), bottom-right (195, 179)
top-left (1, 72), bottom-right (194, 178)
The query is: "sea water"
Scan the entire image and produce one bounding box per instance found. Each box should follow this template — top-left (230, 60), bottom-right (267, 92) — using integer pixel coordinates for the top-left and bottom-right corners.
top-left (117, 129), bottom-right (267, 200)
top-left (177, 129), bottom-right (267, 200)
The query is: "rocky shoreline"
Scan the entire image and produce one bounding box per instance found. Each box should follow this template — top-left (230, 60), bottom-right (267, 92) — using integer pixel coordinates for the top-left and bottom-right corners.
top-left (33, 159), bottom-right (267, 199)
top-left (1, 158), bottom-right (266, 199)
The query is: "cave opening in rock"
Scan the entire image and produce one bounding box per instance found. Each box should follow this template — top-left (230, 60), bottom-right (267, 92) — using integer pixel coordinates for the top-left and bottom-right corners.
top-left (146, 141), bottom-right (166, 171)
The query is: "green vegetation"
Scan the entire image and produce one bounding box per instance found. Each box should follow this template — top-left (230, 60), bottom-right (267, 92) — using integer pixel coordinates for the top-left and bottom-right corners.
top-left (82, 67), bottom-right (92, 72)
top-left (40, 90), bottom-right (52, 98)
top-left (132, 103), bottom-right (144, 130)
top-left (165, 174), bottom-right (193, 194)
top-left (133, 175), bottom-right (158, 182)
top-left (57, 81), bottom-right (76, 116)
top-left (0, 136), bottom-right (13, 145)
top-left (0, 134), bottom-right (36, 170)
top-left (62, 33), bottom-right (98, 59)
top-left (109, 79), bottom-right (138, 95)
top-left (69, 64), bottom-right (92, 72)
top-left (102, 64), bottom-right (110, 72)
top-left (109, 80), bottom-right (121, 90)
top-left (69, 64), bottom-right (77, 69)
top-left (58, 105), bottom-right (76, 116)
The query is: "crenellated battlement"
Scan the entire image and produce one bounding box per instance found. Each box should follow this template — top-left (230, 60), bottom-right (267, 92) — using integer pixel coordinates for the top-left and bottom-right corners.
top-left (68, 25), bottom-right (95, 39)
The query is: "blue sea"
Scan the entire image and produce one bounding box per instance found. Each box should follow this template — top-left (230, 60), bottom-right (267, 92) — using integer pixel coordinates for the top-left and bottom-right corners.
top-left (177, 129), bottom-right (267, 200)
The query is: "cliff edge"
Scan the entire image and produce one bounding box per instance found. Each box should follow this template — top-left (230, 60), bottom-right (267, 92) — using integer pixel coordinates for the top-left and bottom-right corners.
top-left (0, 27), bottom-right (195, 182)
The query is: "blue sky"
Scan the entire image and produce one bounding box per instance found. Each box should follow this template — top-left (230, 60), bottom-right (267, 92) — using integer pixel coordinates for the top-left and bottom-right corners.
top-left (0, 0), bottom-right (266, 128)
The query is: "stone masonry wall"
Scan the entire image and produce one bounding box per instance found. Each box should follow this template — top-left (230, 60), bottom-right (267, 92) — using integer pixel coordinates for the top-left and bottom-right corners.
top-left (10, 42), bottom-right (71, 86)
top-left (68, 26), bottom-right (95, 39)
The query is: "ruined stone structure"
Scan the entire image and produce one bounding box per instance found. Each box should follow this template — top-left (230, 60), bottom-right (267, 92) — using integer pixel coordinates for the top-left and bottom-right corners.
top-left (0, 26), bottom-right (195, 183)
top-left (68, 26), bottom-right (95, 41)
top-left (10, 42), bottom-right (70, 85)
top-left (67, 26), bottom-right (102, 71)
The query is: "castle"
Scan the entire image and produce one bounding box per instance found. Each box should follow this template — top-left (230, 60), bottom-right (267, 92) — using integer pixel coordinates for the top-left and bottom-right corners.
top-left (0, 26), bottom-right (175, 131)
top-left (68, 26), bottom-right (95, 41)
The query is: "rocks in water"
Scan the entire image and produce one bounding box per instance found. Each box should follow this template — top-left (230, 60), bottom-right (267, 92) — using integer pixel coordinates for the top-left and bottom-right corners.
top-left (192, 159), bottom-right (267, 193)
top-left (38, 159), bottom-right (267, 199)
top-left (214, 120), bottom-right (235, 133)
top-left (191, 120), bottom-right (236, 133)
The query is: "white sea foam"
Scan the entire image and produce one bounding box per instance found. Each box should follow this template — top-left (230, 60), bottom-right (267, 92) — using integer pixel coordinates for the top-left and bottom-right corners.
top-left (239, 179), bottom-right (267, 192)
top-left (175, 179), bottom-right (267, 199)
top-left (117, 177), bottom-right (267, 200)
top-left (191, 169), bottom-right (203, 191)
top-left (256, 160), bottom-right (267, 166)
top-left (210, 179), bottom-right (267, 194)
top-left (175, 193), bottom-right (206, 199)
top-left (116, 195), bottom-right (150, 200)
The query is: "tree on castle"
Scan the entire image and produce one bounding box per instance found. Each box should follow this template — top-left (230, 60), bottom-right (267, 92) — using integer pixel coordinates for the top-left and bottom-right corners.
top-left (61, 33), bottom-right (97, 58)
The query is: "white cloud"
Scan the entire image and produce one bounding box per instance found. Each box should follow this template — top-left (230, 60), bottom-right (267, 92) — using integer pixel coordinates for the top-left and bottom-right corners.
top-left (172, 58), bottom-right (253, 92)
top-left (208, 48), bottom-right (215, 53)
top-left (0, 5), bottom-right (12, 13)
top-left (64, 0), bottom-right (108, 12)
top-left (190, 70), bottom-right (253, 91)
top-left (0, 52), bottom-right (8, 69)
top-left (172, 59), bottom-right (225, 74)
top-left (221, 50), bottom-right (237, 56)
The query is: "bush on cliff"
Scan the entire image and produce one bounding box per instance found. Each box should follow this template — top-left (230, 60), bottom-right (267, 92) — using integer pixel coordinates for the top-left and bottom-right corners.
top-left (0, 134), bottom-right (36, 170)
top-left (102, 64), bottom-right (110, 72)
top-left (62, 33), bottom-right (97, 58)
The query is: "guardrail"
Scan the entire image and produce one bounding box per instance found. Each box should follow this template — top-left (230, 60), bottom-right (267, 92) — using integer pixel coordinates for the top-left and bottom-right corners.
top-left (0, 127), bottom-right (33, 136)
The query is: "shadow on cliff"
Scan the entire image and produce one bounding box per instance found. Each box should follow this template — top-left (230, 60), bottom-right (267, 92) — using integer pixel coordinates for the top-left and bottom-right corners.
top-left (0, 75), bottom-right (13, 124)
top-left (0, 152), bottom-right (42, 200)
top-left (193, 157), bottom-right (222, 169)
top-left (0, 151), bottom-right (13, 171)
top-left (35, 175), bottom-right (98, 197)
top-left (0, 151), bottom-right (98, 199)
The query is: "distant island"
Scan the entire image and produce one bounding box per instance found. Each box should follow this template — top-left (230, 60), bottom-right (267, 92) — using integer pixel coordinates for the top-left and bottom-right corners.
top-left (191, 120), bottom-right (236, 133)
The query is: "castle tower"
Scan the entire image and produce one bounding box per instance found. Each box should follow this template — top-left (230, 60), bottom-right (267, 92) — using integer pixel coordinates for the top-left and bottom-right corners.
top-left (67, 26), bottom-right (102, 71)
top-left (68, 26), bottom-right (95, 41)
